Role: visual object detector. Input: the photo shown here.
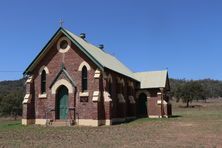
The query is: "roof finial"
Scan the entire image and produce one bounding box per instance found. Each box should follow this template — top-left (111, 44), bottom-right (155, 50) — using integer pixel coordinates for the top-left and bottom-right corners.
top-left (59, 19), bottom-right (64, 27)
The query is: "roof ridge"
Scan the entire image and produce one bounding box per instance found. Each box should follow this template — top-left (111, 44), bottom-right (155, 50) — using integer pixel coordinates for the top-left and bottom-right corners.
top-left (134, 70), bottom-right (168, 74)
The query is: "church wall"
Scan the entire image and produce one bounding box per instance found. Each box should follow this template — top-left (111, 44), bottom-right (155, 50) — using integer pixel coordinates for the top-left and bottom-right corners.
top-left (101, 68), bottom-right (138, 123)
top-left (136, 88), bottom-right (171, 118)
top-left (147, 88), bottom-right (162, 117)
top-left (31, 34), bottom-right (101, 121)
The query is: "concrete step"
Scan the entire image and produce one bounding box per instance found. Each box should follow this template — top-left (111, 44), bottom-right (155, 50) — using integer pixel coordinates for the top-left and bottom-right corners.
top-left (50, 120), bottom-right (74, 127)
top-left (51, 120), bottom-right (68, 126)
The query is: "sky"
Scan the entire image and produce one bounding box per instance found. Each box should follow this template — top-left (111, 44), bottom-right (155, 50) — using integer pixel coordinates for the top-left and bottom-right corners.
top-left (0, 0), bottom-right (222, 81)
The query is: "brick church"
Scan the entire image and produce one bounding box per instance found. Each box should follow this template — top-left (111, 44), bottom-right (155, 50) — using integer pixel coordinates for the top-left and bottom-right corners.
top-left (22, 27), bottom-right (172, 126)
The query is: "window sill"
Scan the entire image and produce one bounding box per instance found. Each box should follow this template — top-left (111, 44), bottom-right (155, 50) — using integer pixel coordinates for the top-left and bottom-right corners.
top-left (79, 92), bottom-right (89, 97)
top-left (38, 94), bottom-right (47, 98)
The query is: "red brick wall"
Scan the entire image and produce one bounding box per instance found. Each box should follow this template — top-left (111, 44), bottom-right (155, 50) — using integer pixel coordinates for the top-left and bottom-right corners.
top-left (148, 97), bottom-right (161, 117)
top-left (136, 88), bottom-right (172, 117)
top-left (30, 34), bottom-right (100, 120)
top-left (23, 80), bottom-right (35, 119)
top-left (102, 69), bottom-right (138, 119)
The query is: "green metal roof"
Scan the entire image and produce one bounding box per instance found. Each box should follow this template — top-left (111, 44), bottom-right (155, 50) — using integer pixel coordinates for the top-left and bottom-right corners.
top-left (23, 27), bottom-right (136, 80)
top-left (64, 29), bottom-right (136, 80)
top-left (134, 70), bottom-right (168, 89)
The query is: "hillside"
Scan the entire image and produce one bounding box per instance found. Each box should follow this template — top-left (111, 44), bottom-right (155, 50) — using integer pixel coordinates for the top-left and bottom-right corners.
top-left (0, 79), bottom-right (25, 116)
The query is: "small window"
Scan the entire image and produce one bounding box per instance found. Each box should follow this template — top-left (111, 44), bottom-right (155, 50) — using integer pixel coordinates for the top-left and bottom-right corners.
top-left (57, 37), bottom-right (71, 53)
top-left (41, 70), bottom-right (46, 94)
top-left (60, 40), bottom-right (68, 49)
top-left (82, 66), bottom-right (88, 92)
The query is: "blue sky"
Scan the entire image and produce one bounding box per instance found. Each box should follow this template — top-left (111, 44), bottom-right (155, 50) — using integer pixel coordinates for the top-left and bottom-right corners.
top-left (0, 0), bottom-right (222, 81)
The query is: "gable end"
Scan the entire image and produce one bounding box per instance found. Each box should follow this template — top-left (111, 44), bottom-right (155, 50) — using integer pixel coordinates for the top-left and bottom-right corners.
top-left (23, 27), bottom-right (104, 75)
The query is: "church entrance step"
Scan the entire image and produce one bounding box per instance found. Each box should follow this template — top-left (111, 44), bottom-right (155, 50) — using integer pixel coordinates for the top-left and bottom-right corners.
top-left (50, 120), bottom-right (74, 127)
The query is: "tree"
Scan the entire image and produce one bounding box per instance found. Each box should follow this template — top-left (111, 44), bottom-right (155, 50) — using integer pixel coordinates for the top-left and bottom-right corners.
top-left (175, 81), bottom-right (206, 107)
top-left (170, 78), bottom-right (222, 105)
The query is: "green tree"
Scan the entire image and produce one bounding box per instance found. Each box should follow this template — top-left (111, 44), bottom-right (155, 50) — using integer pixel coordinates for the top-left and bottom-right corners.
top-left (175, 81), bottom-right (206, 107)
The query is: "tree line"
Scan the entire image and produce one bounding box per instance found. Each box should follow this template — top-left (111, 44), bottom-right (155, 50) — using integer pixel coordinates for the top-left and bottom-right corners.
top-left (170, 78), bottom-right (222, 107)
top-left (0, 78), bottom-right (222, 116)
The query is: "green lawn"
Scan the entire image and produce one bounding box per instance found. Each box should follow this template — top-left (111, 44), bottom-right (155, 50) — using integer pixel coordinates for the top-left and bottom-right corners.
top-left (0, 99), bottom-right (222, 147)
top-left (0, 120), bottom-right (21, 129)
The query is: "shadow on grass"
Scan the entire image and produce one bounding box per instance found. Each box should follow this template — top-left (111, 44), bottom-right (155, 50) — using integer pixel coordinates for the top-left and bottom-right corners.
top-left (170, 115), bottom-right (182, 118)
top-left (179, 105), bottom-right (204, 108)
top-left (7, 123), bottom-right (21, 126)
top-left (112, 115), bottom-right (182, 125)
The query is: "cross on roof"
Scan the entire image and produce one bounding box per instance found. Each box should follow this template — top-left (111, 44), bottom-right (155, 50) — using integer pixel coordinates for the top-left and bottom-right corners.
top-left (59, 19), bottom-right (64, 27)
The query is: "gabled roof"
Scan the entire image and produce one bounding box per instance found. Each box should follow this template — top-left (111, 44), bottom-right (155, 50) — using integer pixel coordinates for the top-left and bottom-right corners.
top-left (133, 70), bottom-right (168, 89)
top-left (64, 29), bottom-right (136, 80)
top-left (23, 27), bottom-right (136, 81)
top-left (23, 27), bottom-right (170, 89)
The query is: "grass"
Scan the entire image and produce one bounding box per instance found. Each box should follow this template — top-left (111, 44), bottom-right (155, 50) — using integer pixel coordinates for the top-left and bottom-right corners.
top-left (0, 120), bottom-right (21, 129)
top-left (0, 99), bottom-right (222, 147)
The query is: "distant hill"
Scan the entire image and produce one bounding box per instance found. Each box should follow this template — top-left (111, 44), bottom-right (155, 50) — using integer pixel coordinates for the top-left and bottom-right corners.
top-left (0, 78), bottom-right (25, 116)
top-left (0, 78), bottom-right (222, 116)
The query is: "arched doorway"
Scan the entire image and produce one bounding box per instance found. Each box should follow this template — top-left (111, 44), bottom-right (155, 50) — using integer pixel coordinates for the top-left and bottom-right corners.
top-left (56, 85), bottom-right (68, 119)
top-left (138, 93), bottom-right (148, 117)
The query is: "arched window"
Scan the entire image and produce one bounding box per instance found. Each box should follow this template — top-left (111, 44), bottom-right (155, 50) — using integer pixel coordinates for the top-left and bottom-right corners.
top-left (41, 70), bottom-right (46, 94)
top-left (82, 66), bottom-right (88, 92)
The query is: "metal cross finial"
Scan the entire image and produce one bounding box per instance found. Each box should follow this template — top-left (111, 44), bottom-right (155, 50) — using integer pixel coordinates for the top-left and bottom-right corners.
top-left (59, 19), bottom-right (64, 27)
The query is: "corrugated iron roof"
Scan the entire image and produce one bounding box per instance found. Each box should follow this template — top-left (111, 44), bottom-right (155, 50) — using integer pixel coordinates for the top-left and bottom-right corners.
top-left (65, 29), bottom-right (136, 80)
top-left (134, 70), bottom-right (168, 89)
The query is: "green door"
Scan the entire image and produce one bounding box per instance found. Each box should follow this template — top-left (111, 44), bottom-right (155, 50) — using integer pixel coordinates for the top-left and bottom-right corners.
top-left (56, 85), bottom-right (68, 119)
